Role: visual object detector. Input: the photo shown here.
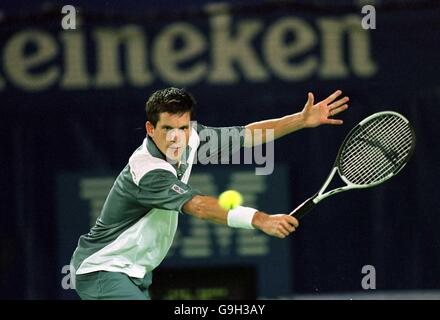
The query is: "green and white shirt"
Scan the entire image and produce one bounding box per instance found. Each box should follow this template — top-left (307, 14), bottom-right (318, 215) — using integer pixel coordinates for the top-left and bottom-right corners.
top-left (71, 123), bottom-right (244, 279)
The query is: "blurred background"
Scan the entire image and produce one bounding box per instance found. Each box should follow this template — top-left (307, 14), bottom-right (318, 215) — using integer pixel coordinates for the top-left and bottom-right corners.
top-left (1, 0), bottom-right (439, 299)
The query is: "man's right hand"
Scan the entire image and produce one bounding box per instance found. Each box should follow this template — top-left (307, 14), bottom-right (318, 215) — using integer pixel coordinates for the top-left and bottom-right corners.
top-left (251, 211), bottom-right (299, 238)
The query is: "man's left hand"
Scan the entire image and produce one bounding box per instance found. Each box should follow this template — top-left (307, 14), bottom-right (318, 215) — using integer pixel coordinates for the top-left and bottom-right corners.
top-left (301, 90), bottom-right (349, 128)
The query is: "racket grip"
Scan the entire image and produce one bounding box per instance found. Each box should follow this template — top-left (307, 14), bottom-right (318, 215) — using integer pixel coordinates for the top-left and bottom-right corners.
top-left (289, 196), bottom-right (316, 220)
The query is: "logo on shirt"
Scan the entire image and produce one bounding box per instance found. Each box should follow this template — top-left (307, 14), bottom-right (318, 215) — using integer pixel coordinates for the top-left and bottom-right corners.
top-left (171, 184), bottom-right (188, 194)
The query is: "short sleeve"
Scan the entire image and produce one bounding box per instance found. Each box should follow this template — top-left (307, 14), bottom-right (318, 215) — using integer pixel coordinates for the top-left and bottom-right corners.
top-left (137, 169), bottom-right (202, 212)
top-left (196, 123), bottom-right (245, 163)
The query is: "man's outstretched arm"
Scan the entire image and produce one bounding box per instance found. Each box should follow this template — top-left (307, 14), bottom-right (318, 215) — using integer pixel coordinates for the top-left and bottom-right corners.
top-left (183, 195), bottom-right (298, 239)
top-left (136, 169), bottom-right (298, 238)
top-left (244, 90), bottom-right (349, 147)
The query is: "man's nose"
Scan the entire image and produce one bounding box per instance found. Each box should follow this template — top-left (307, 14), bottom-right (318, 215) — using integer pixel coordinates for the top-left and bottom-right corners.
top-left (168, 129), bottom-right (184, 142)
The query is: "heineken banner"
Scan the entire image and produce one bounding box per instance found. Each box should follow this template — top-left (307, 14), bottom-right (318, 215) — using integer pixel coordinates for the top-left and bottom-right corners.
top-left (1, 3), bottom-right (437, 105)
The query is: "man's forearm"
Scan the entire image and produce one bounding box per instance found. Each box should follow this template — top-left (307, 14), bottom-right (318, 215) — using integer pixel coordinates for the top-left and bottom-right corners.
top-left (183, 195), bottom-right (229, 224)
top-left (243, 90), bottom-right (349, 147)
top-left (182, 195), bottom-right (299, 238)
top-left (183, 195), bottom-right (265, 228)
top-left (244, 112), bottom-right (306, 147)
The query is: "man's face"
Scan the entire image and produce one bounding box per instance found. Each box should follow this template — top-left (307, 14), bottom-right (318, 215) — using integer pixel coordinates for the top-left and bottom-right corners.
top-left (146, 112), bottom-right (191, 163)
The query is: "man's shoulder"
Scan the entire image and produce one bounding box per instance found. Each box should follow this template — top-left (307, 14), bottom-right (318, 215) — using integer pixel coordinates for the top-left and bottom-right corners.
top-left (194, 122), bottom-right (245, 132)
top-left (128, 144), bottom-right (176, 186)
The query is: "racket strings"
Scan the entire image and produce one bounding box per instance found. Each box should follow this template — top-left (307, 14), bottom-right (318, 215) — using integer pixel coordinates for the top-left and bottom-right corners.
top-left (340, 114), bottom-right (414, 185)
top-left (355, 123), bottom-right (412, 182)
top-left (350, 131), bottom-right (412, 184)
top-left (343, 116), bottom-right (412, 183)
top-left (345, 118), bottom-right (411, 183)
top-left (342, 116), bottom-right (399, 172)
top-left (343, 118), bottom-right (409, 177)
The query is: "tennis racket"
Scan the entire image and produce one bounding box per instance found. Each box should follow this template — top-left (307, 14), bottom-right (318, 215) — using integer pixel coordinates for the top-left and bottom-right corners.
top-left (290, 111), bottom-right (416, 219)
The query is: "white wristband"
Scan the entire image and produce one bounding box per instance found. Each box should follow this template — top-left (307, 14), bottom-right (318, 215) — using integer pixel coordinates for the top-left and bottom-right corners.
top-left (227, 206), bottom-right (257, 229)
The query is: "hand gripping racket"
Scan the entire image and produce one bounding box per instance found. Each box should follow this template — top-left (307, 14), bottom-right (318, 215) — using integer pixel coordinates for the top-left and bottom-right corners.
top-left (290, 111), bottom-right (416, 219)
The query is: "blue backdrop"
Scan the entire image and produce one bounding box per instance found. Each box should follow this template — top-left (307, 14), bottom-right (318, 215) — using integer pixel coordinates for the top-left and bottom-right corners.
top-left (1, 0), bottom-right (439, 298)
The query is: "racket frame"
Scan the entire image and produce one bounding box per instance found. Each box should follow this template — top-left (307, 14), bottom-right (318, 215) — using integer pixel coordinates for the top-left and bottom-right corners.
top-left (290, 111), bottom-right (416, 217)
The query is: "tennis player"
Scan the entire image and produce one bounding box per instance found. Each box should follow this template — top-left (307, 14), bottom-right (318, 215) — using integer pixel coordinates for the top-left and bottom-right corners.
top-left (70, 87), bottom-right (349, 300)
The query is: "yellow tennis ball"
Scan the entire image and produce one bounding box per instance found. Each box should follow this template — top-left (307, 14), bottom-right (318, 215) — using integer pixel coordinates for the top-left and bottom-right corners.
top-left (218, 190), bottom-right (243, 210)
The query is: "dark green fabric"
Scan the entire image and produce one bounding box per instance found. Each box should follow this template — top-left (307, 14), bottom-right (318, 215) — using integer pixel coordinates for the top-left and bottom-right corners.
top-left (70, 165), bottom-right (150, 272)
top-left (195, 124), bottom-right (245, 163)
top-left (137, 169), bottom-right (201, 212)
top-left (75, 271), bottom-right (152, 300)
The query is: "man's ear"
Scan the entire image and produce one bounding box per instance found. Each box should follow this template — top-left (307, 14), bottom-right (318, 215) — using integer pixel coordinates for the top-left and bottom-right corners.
top-left (146, 121), bottom-right (155, 137)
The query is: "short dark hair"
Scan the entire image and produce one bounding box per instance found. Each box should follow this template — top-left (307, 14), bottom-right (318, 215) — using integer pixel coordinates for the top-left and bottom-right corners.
top-left (145, 87), bottom-right (196, 127)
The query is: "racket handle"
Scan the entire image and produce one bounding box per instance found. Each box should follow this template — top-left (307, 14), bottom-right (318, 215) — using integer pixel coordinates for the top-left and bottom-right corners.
top-left (289, 196), bottom-right (317, 220)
